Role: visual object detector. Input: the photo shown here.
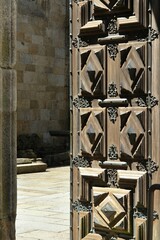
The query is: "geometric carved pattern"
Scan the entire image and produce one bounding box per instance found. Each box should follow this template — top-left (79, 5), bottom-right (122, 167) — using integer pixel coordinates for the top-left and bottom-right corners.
top-left (80, 108), bottom-right (106, 157)
top-left (77, 169), bottom-right (146, 238)
top-left (120, 108), bottom-right (146, 160)
top-left (93, 187), bottom-right (132, 235)
top-left (120, 43), bottom-right (146, 94)
top-left (93, 1), bottom-right (147, 31)
top-left (93, 0), bottom-right (132, 16)
top-left (92, 170), bottom-right (147, 238)
top-left (79, 167), bottom-right (107, 202)
top-left (80, 46), bottom-right (106, 96)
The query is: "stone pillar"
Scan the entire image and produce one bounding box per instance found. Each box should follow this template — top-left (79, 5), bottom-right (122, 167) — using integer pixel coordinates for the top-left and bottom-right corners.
top-left (0, 0), bottom-right (17, 239)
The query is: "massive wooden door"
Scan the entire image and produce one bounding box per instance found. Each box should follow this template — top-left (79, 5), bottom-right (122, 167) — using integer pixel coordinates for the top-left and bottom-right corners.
top-left (70, 1), bottom-right (160, 239)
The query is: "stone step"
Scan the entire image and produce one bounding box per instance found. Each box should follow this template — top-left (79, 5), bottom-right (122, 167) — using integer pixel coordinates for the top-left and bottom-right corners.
top-left (17, 158), bottom-right (47, 174)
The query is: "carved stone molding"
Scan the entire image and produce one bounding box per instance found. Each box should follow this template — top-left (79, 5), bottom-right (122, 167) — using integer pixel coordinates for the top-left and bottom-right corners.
top-left (73, 156), bottom-right (90, 167)
top-left (73, 96), bottom-right (90, 108)
top-left (108, 82), bottom-right (118, 97)
top-left (107, 107), bottom-right (118, 123)
top-left (107, 44), bottom-right (118, 60)
top-left (108, 145), bottom-right (118, 160)
top-left (72, 200), bottom-right (92, 212)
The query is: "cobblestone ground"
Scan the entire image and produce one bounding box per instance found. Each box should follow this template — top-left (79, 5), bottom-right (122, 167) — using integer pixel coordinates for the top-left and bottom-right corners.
top-left (16, 167), bottom-right (70, 240)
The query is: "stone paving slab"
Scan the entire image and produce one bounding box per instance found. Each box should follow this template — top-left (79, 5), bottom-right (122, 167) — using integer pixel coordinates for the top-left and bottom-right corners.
top-left (16, 166), bottom-right (70, 240)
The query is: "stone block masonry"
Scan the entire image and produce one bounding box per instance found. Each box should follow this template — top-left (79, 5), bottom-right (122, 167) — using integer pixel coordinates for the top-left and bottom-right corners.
top-left (16, 0), bottom-right (69, 146)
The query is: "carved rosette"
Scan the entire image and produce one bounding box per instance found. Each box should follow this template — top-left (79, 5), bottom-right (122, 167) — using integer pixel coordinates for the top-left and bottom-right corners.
top-left (107, 107), bottom-right (118, 123)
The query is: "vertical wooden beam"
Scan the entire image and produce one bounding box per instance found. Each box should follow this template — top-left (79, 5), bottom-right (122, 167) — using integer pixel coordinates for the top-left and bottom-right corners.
top-left (0, 0), bottom-right (17, 239)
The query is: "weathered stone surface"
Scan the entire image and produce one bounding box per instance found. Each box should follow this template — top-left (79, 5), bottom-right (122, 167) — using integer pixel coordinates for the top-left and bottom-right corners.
top-left (0, 0), bottom-right (17, 238)
top-left (0, 0), bottom-right (16, 67)
top-left (0, 69), bottom-right (17, 239)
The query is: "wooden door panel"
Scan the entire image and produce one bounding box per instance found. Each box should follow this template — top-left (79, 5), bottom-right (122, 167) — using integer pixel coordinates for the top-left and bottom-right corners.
top-left (120, 107), bottom-right (147, 161)
top-left (80, 45), bottom-right (106, 97)
top-left (71, 0), bottom-right (160, 239)
top-left (80, 108), bottom-right (106, 158)
top-left (75, 167), bottom-right (147, 239)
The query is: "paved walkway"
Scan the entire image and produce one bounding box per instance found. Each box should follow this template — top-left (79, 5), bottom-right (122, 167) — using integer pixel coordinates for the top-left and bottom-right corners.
top-left (16, 167), bottom-right (70, 240)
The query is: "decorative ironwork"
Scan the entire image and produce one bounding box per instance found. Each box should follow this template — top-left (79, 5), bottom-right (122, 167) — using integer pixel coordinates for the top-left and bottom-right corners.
top-left (73, 156), bottom-right (90, 167)
top-left (133, 203), bottom-right (159, 221)
top-left (108, 82), bottom-right (118, 97)
top-left (72, 200), bottom-right (92, 212)
top-left (136, 98), bottom-right (146, 107)
top-left (72, 38), bottom-right (78, 48)
top-left (107, 18), bottom-right (117, 34)
top-left (108, 145), bottom-right (118, 160)
top-left (79, 38), bottom-right (89, 47)
top-left (133, 203), bottom-right (147, 219)
top-left (72, 37), bottom-right (88, 48)
top-left (107, 169), bottom-right (118, 187)
top-left (149, 27), bottom-right (159, 42)
top-left (108, 44), bottom-right (118, 60)
top-left (153, 211), bottom-right (159, 220)
top-left (73, 96), bottom-right (90, 108)
top-left (147, 95), bottom-right (158, 108)
top-left (136, 95), bottom-right (158, 108)
top-left (107, 107), bottom-right (118, 123)
top-left (136, 159), bottom-right (159, 174)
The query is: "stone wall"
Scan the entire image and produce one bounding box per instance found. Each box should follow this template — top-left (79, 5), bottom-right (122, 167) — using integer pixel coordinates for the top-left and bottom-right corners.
top-left (16, 0), bottom-right (69, 146)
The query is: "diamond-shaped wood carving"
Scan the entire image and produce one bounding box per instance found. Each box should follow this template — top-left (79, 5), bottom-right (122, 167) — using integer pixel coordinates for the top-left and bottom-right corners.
top-left (92, 0), bottom-right (147, 31)
top-left (93, 187), bottom-right (132, 234)
top-left (120, 108), bottom-right (147, 160)
top-left (78, 167), bottom-right (146, 239)
top-left (93, 0), bottom-right (132, 16)
top-left (80, 108), bottom-right (106, 157)
top-left (120, 43), bottom-right (146, 94)
top-left (92, 170), bottom-right (147, 237)
top-left (80, 46), bottom-right (106, 96)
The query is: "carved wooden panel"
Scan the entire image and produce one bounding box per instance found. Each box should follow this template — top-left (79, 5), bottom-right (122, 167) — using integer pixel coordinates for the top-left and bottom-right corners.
top-left (93, 0), bottom-right (147, 31)
top-left (119, 42), bottom-right (147, 95)
top-left (120, 107), bottom-right (147, 161)
top-left (76, 167), bottom-right (147, 239)
top-left (80, 108), bottom-right (106, 157)
top-left (71, 0), bottom-right (160, 239)
top-left (80, 45), bottom-right (106, 97)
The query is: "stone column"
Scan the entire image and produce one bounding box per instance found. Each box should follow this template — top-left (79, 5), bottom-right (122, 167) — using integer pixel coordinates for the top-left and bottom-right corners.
top-left (0, 0), bottom-right (17, 239)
